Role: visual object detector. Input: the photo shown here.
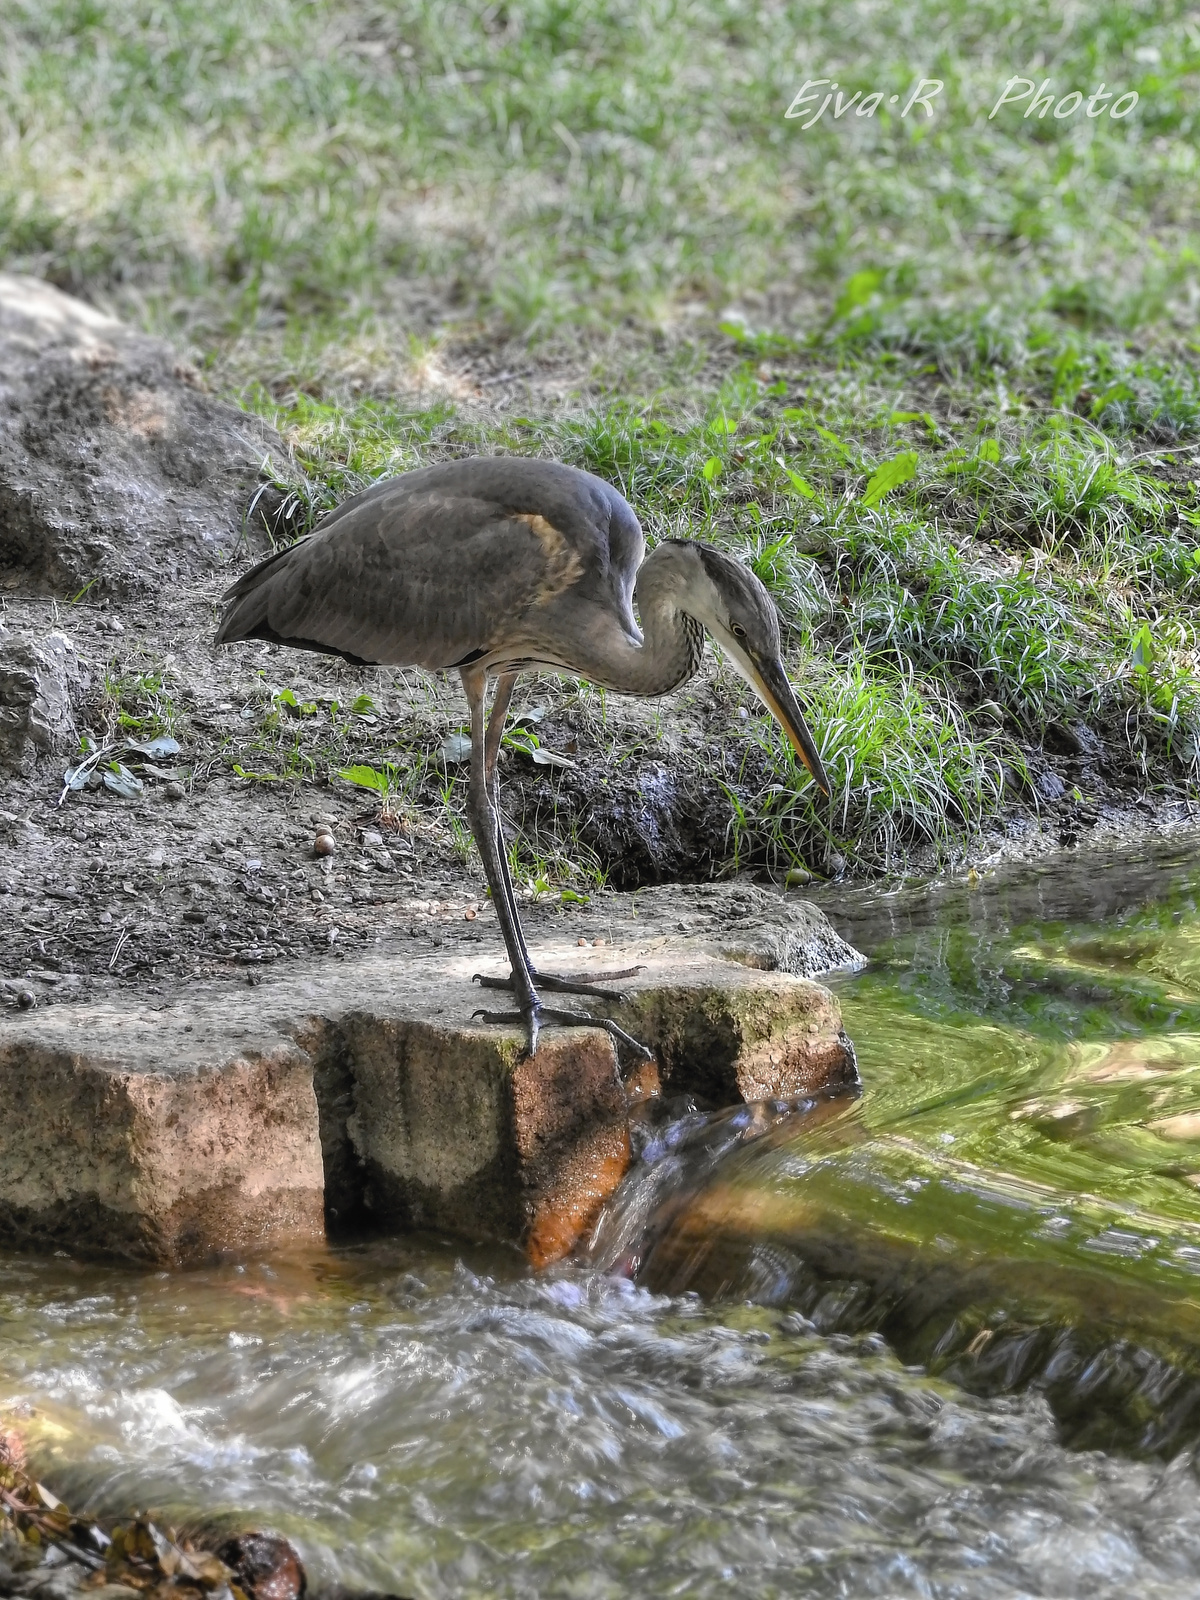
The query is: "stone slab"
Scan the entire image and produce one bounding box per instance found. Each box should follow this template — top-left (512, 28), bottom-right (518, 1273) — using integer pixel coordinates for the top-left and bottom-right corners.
top-left (0, 919), bottom-right (861, 1266)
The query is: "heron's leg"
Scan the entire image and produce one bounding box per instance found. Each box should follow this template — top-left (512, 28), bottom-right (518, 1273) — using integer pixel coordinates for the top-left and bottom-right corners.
top-left (462, 669), bottom-right (650, 1059)
top-left (460, 668), bottom-right (545, 1054)
top-left (479, 671), bottom-right (532, 971)
top-left (472, 673), bottom-right (642, 999)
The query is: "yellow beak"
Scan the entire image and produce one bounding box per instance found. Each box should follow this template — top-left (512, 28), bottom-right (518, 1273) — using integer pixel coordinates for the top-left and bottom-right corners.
top-left (746, 653), bottom-right (832, 797)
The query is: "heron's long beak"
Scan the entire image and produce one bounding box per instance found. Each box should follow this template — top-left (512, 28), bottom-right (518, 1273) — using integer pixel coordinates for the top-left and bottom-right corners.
top-left (744, 652), bottom-right (832, 797)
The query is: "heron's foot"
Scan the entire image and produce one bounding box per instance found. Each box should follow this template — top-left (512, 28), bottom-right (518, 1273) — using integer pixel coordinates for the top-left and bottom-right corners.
top-left (472, 1002), bottom-right (652, 1061)
top-left (473, 965), bottom-right (642, 999)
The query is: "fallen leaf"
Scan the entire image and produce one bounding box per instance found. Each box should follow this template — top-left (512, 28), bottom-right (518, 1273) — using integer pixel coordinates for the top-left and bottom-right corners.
top-left (439, 733), bottom-right (472, 764)
top-left (103, 763), bottom-right (144, 799)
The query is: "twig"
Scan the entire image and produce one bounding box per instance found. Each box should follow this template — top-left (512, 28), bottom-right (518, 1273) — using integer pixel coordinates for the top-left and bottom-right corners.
top-left (108, 926), bottom-right (130, 969)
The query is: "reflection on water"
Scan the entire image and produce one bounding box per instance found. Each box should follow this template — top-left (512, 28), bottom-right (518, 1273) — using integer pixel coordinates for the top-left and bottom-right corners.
top-left (8, 835), bottom-right (1200, 1595)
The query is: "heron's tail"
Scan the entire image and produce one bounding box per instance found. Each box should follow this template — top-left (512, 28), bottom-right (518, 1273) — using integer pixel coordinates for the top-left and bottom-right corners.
top-left (213, 538), bottom-right (310, 645)
top-left (214, 536), bottom-right (378, 666)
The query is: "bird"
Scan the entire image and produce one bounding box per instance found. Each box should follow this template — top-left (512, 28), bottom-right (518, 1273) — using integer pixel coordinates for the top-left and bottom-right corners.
top-left (215, 455), bottom-right (831, 1058)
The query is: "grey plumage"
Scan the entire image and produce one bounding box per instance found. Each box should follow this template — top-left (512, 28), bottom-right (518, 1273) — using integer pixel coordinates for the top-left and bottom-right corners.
top-left (217, 455), bottom-right (829, 1057)
top-left (217, 457), bottom-right (645, 678)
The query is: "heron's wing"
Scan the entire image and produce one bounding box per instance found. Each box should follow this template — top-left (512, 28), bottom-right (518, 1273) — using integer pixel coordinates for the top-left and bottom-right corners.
top-left (215, 476), bottom-right (624, 669)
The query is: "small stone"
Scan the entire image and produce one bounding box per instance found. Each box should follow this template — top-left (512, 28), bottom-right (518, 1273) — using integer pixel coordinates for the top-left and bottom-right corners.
top-left (99, 910), bottom-right (112, 924)
top-left (314, 832), bottom-right (336, 857)
top-left (361, 829), bottom-right (384, 848)
top-left (16, 989), bottom-right (35, 1009)
top-left (146, 847), bottom-right (164, 869)
top-left (822, 849), bottom-right (847, 878)
top-left (216, 1533), bottom-right (306, 1600)
top-left (245, 858), bottom-right (263, 872)
top-left (785, 867), bottom-right (813, 888)
top-left (165, 781), bottom-right (185, 801)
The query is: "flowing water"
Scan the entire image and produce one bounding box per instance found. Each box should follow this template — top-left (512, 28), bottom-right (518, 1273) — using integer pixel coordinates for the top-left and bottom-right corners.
top-left (8, 837), bottom-right (1200, 1597)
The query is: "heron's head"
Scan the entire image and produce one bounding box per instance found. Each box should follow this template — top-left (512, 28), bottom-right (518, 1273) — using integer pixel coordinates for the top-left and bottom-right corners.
top-left (659, 541), bottom-right (831, 796)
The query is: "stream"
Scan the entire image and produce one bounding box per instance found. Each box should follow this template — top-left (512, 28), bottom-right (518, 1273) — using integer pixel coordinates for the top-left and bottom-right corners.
top-left (8, 836), bottom-right (1200, 1597)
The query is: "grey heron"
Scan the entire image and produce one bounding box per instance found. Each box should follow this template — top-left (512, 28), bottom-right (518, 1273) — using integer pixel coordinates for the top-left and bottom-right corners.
top-left (216, 456), bottom-right (830, 1057)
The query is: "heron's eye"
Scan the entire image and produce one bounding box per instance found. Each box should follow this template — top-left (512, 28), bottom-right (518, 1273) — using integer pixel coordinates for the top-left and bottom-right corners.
top-left (730, 623), bottom-right (747, 640)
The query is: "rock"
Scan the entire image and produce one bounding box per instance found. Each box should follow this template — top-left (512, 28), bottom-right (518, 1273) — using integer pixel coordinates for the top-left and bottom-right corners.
top-left (822, 847), bottom-right (848, 878)
top-left (1036, 768), bottom-right (1067, 801)
top-left (0, 626), bottom-right (89, 773)
top-left (164, 781), bottom-right (185, 801)
top-left (603, 883), bottom-right (863, 980)
top-left (214, 1535), bottom-right (306, 1600)
top-left (0, 928), bottom-right (858, 1267)
top-left (0, 1013), bottom-right (324, 1263)
top-left (0, 273), bottom-right (286, 596)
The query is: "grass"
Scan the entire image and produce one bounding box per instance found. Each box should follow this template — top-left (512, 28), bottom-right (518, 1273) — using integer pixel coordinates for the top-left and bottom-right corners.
top-left (5, 0), bottom-right (1200, 873)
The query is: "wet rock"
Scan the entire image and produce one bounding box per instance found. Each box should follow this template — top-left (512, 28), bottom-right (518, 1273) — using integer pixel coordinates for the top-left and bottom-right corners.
top-left (214, 1535), bottom-right (305, 1600)
top-left (822, 847), bottom-right (847, 878)
top-left (0, 273), bottom-right (286, 596)
top-left (0, 627), bottom-right (89, 773)
top-left (1036, 769), bottom-right (1068, 801)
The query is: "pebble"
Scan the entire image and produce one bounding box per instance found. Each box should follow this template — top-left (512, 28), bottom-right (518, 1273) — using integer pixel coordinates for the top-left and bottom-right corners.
top-left (16, 990), bottom-right (35, 1009)
top-left (823, 849), bottom-right (848, 877)
top-left (99, 911), bottom-right (112, 925)
top-left (361, 829), bottom-right (384, 848)
top-left (164, 781), bottom-right (185, 801)
top-left (785, 866), bottom-right (813, 888)
top-left (146, 848), bottom-right (164, 869)
top-left (314, 831), bottom-right (336, 857)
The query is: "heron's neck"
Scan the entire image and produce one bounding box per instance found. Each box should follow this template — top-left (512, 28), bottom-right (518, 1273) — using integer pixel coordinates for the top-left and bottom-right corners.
top-left (590, 555), bottom-right (706, 697)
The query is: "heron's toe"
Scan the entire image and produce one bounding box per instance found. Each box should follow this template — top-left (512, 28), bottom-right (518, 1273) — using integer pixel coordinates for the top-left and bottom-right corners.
top-left (471, 1003), bottom-right (542, 1058)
